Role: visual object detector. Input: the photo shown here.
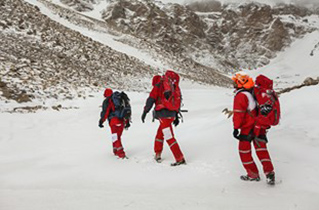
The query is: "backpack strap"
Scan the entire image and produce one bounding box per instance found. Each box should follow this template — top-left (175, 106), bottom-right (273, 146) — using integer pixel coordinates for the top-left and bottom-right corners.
top-left (102, 96), bottom-right (114, 122)
top-left (234, 89), bottom-right (256, 117)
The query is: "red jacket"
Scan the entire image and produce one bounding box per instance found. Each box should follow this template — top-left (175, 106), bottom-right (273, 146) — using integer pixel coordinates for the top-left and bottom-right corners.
top-left (143, 76), bottom-right (176, 119)
top-left (233, 89), bottom-right (257, 135)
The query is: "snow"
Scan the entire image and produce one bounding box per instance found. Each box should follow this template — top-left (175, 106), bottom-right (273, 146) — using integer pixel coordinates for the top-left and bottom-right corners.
top-left (1, 0), bottom-right (319, 209)
top-left (249, 30), bottom-right (319, 89)
top-left (1, 82), bottom-right (319, 210)
top-left (81, 0), bottom-right (110, 21)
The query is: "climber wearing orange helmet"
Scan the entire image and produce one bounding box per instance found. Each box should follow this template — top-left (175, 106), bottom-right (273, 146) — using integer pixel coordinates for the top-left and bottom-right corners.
top-left (232, 72), bottom-right (256, 137)
top-left (232, 71), bottom-right (272, 182)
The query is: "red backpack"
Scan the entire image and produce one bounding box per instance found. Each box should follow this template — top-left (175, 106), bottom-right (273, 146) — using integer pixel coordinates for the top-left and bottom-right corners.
top-left (254, 75), bottom-right (281, 129)
top-left (158, 70), bottom-right (182, 111)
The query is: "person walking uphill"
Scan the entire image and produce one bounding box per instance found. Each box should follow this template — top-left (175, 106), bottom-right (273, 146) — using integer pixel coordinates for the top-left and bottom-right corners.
top-left (232, 71), bottom-right (275, 185)
top-left (141, 70), bottom-right (186, 166)
top-left (99, 88), bottom-right (131, 159)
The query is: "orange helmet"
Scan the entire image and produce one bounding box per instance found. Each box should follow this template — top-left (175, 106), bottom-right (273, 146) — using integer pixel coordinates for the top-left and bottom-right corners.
top-left (232, 72), bottom-right (254, 89)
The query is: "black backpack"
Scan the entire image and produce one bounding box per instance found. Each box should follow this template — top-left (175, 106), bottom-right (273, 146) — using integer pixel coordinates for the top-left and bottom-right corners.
top-left (111, 91), bottom-right (132, 121)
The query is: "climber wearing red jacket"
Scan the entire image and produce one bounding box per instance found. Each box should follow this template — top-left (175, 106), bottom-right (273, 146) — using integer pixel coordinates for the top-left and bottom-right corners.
top-left (141, 72), bottom-right (185, 166)
top-left (232, 72), bottom-right (275, 184)
top-left (98, 88), bottom-right (130, 159)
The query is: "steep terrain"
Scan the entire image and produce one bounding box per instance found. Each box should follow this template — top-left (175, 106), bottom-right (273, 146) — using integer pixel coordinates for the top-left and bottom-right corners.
top-left (0, 0), bottom-right (157, 103)
top-left (83, 0), bottom-right (319, 70)
top-left (0, 0), bottom-right (231, 105)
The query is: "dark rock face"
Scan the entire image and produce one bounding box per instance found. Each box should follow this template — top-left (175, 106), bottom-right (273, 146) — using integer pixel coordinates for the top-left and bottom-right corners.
top-left (102, 0), bottom-right (207, 47)
top-left (264, 18), bottom-right (290, 52)
top-left (100, 0), bottom-right (317, 71)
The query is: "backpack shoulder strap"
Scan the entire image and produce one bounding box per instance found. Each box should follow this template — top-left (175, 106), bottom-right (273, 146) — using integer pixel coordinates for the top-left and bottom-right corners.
top-left (234, 89), bottom-right (256, 115)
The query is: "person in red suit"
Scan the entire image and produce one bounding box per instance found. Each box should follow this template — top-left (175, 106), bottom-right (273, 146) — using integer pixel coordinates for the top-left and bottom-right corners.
top-left (141, 73), bottom-right (186, 166)
top-left (232, 72), bottom-right (275, 184)
top-left (99, 88), bottom-right (130, 159)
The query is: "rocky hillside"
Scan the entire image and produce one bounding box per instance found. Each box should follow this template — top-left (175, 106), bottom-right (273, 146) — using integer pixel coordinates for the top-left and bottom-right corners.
top-left (102, 0), bottom-right (318, 71)
top-left (0, 0), bottom-right (232, 105)
top-left (0, 0), bottom-right (153, 103)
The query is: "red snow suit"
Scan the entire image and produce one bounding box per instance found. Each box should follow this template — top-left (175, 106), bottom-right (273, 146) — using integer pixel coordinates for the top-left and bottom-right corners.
top-left (99, 89), bottom-right (127, 158)
top-left (143, 74), bottom-right (184, 162)
top-left (233, 89), bottom-right (257, 135)
top-left (233, 89), bottom-right (274, 178)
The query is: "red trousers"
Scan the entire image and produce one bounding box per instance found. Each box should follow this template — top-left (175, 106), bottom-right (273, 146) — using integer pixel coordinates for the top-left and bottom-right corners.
top-left (154, 118), bottom-right (184, 162)
top-left (239, 140), bottom-right (274, 178)
top-left (109, 118), bottom-right (125, 158)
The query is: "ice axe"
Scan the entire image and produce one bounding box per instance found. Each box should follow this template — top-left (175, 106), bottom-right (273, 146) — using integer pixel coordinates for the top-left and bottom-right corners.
top-left (222, 108), bottom-right (233, 118)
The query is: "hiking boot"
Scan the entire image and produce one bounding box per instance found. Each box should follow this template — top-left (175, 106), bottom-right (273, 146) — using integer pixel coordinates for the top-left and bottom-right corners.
top-left (171, 159), bottom-right (186, 166)
top-left (240, 175), bottom-right (260, 182)
top-left (266, 172), bottom-right (275, 185)
top-left (118, 155), bottom-right (128, 159)
top-left (117, 153), bottom-right (128, 159)
top-left (154, 153), bottom-right (162, 163)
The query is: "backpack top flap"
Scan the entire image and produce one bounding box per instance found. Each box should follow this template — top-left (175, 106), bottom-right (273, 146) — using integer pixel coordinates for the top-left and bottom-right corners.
top-left (161, 70), bottom-right (181, 111)
top-left (111, 91), bottom-right (131, 120)
top-left (165, 70), bottom-right (180, 86)
top-left (256, 74), bottom-right (273, 90)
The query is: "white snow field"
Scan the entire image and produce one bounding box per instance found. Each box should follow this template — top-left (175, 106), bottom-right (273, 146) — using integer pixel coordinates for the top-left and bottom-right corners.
top-left (1, 0), bottom-right (319, 209)
top-left (1, 84), bottom-right (319, 210)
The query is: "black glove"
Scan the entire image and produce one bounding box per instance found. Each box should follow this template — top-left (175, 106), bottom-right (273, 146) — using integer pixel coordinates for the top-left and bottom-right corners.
top-left (233, 129), bottom-right (239, 139)
top-left (125, 121), bottom-right (131, 129)
top-left (164, 91), bottom-right (171, 100)
top-left (141, 111), bottom-right (147, 123)
top-left (98, 119), bottom-right (104, 128)
top-left (173, 116), bottom-right (179, 127)
top-left (260, 104), bottom-right (272, 116)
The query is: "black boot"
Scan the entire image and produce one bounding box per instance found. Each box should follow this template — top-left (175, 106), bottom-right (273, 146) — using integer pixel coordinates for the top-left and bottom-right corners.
top-left (154, 153), bottom-right (162, 163)
top-left (266, 172), bottom-right (275, 185)
top-left (240, 175), bottom-right (260, 181)
top-left (171, 159), bottom-right (186, 166)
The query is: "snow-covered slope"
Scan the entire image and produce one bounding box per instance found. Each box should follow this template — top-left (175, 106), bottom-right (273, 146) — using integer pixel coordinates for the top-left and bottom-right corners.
top-left (1, 83), bottom-right (319, 210)
top-left (250, 29), bottom-right (319, 88)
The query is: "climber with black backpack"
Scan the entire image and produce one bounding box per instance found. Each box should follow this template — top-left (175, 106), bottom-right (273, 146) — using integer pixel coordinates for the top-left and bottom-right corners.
top-left (99, 88), bottom-right (132, 159)
top-left (141, 70), bottom-right (186, 166)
